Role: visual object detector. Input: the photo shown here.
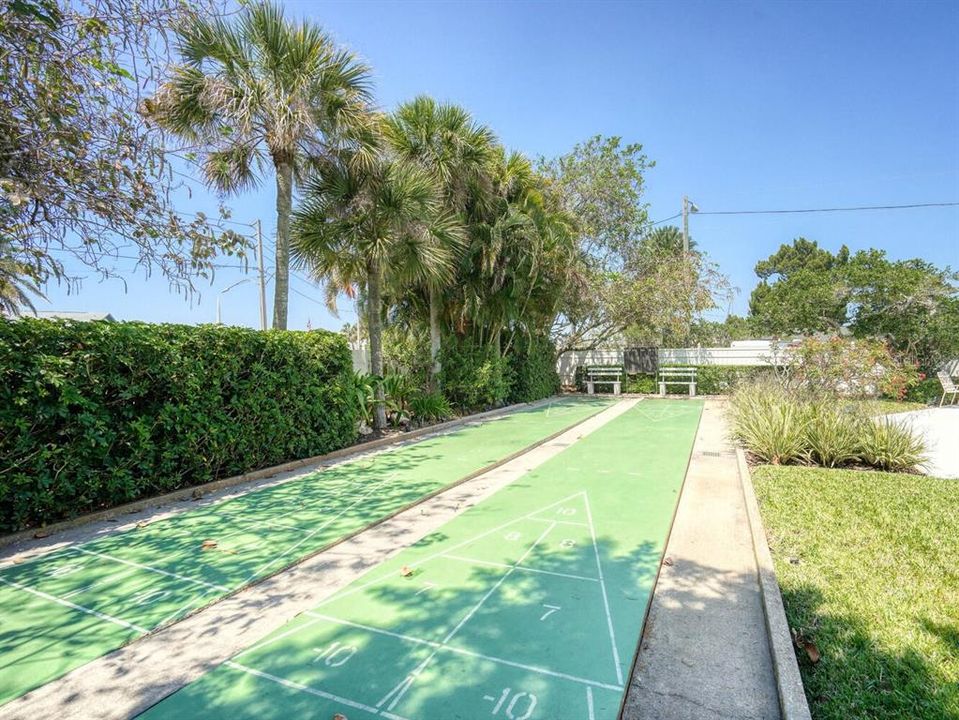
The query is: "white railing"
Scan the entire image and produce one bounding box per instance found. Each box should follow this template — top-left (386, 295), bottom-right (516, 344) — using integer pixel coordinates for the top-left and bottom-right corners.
top-left (556, 344), bottom-right (786, 385)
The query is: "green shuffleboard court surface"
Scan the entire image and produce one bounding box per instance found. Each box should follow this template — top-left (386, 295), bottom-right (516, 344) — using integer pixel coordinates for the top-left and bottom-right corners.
top-left (0, 396), bottom-right (613, 707)
top-left (140, 399), bottom-right (704, 720)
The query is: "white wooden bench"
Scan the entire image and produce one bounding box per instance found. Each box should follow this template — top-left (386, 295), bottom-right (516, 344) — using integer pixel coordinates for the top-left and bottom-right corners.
top-left (586, 365), bottom-right (623, 396)
top-left (659, 367), bottom-right (697, 397)
top-left (938, 370), bottom-right (958, 406)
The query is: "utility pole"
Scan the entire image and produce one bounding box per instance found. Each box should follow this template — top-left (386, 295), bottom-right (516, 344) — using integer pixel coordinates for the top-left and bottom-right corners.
top-left (681, 195), bottom-right (698, 254)
top-left (255, 219), bottom-right (267, 331)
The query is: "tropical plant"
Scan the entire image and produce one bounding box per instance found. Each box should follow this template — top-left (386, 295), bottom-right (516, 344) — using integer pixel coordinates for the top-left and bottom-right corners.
top-left (859, 418), bottom-right (927, 473)
top-left (408, 390), bottom-right (453, 422)
top-left (350, 371), bottom-right (378, 426)
top-left (382, 373), bottom-right (415, 425)
top-left (0, 241), bottom-right (44, 315)
top-left (292, 133), bottom-right (462, 430)
top-left (802, 402), bottom-right (862, 468)
top-left (147, 0), bottom-right (372, 329)
top-left (384, 97), bottom-right (494, 382)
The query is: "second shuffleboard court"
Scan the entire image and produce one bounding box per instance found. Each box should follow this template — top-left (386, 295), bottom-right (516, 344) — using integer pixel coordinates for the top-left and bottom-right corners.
top-left (0, 397), bottom-right (612, 707)
top-left (140, 399), bottom-right (704, 720)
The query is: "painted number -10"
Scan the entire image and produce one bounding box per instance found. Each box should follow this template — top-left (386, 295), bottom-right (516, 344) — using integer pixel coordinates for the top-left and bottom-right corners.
top-left (312, 641), bottom-right (356, 667)
top-left (483, 688), bottom-right (538, 719)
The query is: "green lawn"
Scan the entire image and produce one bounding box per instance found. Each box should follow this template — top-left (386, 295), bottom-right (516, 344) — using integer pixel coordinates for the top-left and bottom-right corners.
top-left (752, 466), bottom-right (959, 720)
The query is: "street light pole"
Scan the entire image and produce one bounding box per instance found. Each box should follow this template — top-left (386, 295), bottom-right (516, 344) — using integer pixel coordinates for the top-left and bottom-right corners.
top-left (255, 219), bottom-right (267, 331)
top-left (216, 278), bottom-right (252, 325)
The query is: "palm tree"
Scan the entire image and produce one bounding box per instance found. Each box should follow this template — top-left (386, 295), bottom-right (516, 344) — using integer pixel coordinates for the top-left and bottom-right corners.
top-left (383, 97), bottom-right (494, 381)
top-left (641, 225), bottom-right (698, 257)
top-left (292, 139), bottom-right (462, 430)
top-left (147, 1), bottom-right (372, 329)
top-left (0, 241), bottom-right (43, 316)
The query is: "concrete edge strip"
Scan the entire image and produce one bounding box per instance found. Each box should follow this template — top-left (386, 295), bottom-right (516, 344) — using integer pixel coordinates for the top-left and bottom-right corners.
top-left (735, 448), bottom-right (813, 720)
top-left (0, 396), bottom-right (564, 550)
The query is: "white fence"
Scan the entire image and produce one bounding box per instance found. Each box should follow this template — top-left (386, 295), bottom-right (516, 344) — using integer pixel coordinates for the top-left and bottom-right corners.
top-left (351, 344), bottom-right (370, 373)
top-left (556, 344), bottom-right (783, 386)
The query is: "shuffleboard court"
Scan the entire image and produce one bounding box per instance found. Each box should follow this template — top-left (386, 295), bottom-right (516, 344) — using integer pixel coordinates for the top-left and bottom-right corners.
top-left (140, 399), bottom-right (704, 720)
top-left (0, 397), bottom-right (612, 707)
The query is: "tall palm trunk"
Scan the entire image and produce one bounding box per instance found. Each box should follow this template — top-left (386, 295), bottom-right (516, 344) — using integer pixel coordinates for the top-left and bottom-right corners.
top-left (367, 258), bottom-right (387, 430)
top-left (272, 157), bottom-right (293, 330)
top-left (429, 285), bottom-right (442, 387)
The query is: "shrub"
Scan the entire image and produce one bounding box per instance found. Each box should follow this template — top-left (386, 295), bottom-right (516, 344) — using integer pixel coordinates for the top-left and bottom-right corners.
top-left (790, 336), bottom-right (921, 399)
top-left (802, 402), bottom-right (862, 468)
top-left (730, 379), bottom-right (928, 473)
top-left (408, 390), bottom-right (453, 422)
top-left (439, 337), bottom-right (510, 410)
top-left (859, 418), bottom-right (928, 473)
top-left (729, 382), bottom-right (809, 465)
top-left (0, 318), bottom-right (357, 531)
top-left (506, 333), bottom-right (560, 403)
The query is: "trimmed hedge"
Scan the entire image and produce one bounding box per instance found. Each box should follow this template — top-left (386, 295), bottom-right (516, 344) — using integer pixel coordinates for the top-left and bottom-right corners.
top-left (507, 334), bottom-right (560, 404)
top-left (438, 337), bottom-right (510, 410)
top-left (0, 319), bottom-right (357, 531)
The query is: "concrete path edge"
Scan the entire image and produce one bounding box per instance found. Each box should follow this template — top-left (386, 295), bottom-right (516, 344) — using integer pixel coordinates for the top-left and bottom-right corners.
top-left (736, 449), bottom-right (813, 720)
top-left (0, 396), bottom-right (566, 549)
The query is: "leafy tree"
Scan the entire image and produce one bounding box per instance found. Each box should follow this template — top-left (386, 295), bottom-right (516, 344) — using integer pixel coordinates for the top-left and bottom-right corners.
top-left (1, 0), bottom-right (245, 308)
top-left (292, 136), bottom-right (461, 430)
top-left (147, 0), bottom-right (372, 329)
top-left (749, 238), bottom-right (849, 334)
top-left (0, 239), bottom-right (43, 315)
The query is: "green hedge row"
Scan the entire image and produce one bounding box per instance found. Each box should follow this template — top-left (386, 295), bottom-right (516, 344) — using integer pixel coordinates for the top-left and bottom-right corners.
top-left (439, 334), bottom-right (560, 410)
top-left (507, 334), bottom-right (560, 404)
top-left (576, 364), bottom-right (774, 395)
top-left (0, 319), bottom-right (357, 531)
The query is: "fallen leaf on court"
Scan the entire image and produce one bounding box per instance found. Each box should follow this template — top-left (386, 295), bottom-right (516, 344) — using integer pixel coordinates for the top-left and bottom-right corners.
top-left (663, 556), bottom-right (674, 566)
top-left (201, 539), bottom-right (218, 550)
top-left (33, 529), bottom-right (50, 539)
top-left (400, 565), bottom-right (414, 577)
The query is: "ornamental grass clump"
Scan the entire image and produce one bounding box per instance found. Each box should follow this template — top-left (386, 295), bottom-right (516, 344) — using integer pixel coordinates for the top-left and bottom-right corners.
top-left (730, 382), bottom-right (809, 465)
top-left (859, 418), bottom-right (928, 473)
top-left (802, 402), bottom-right (863, 468)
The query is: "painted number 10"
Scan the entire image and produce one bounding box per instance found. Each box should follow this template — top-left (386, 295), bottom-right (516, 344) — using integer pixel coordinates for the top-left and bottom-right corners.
top-left (483, 688), bottom-right (538, 719)
top-left (312, 641), bottom-right (356, 667)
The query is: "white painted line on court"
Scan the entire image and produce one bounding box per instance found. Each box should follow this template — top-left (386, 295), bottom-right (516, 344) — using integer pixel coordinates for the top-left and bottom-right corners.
top-left (243, 471), bottom-right (400, 583)
top-left (224, 661), bottom-right (384, 715)
top-left (74, 548), bottom-right (230, 593)
top-left (587, 686), bottom-right (595, 720)
top-left (235, 616), bottom-right (326, 659)
top-left (303, 612), bottom-right (625, 692)
top-left (442, 553), bottom-right (599, 582)
top-left (583, 491), bottom-right (624, 686)
top-left (316, 492), bottom-right (591, 609)
top-left (0, 576), bottom-right (149, 634)
top-left (61, 568), bottom-right (138, 599)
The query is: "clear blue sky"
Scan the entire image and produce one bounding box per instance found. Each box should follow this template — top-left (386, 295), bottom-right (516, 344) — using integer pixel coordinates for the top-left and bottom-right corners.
top-left (42, 0), bottom-right (959, 330)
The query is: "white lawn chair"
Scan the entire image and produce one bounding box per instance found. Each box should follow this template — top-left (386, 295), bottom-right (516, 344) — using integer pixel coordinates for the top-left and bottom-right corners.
top-left (938, 371), bottom-right (959, 406)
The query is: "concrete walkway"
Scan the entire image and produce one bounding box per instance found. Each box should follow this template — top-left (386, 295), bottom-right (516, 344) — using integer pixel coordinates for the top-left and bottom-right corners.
top-left (623, 399), bottom-right (781, 720)
top-left (887, 406), bottom-right (959, 478)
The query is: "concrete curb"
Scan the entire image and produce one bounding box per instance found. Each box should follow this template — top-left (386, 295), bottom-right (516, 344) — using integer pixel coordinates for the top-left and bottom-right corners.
top-left (0, 396), bottom-right (563, 550)
top-left (736, 449), bottom-right (813, 720)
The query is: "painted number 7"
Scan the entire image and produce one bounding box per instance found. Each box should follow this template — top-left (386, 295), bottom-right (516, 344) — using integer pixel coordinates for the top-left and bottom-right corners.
top-left (539, 604), bottom-right (561, 621)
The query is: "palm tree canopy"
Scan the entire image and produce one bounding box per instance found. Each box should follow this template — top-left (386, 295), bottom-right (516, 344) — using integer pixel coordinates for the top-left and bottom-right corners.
top-left (291, 142), bottom-right (464, 306)
top-left (148, 1), bottom-right (373, 193)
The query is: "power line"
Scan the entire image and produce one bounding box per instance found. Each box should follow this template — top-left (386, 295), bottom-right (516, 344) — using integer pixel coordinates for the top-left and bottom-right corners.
top-left (650, 212), bottom-right (681, 226)
top-left (695, 201), bottom-right (959, 217)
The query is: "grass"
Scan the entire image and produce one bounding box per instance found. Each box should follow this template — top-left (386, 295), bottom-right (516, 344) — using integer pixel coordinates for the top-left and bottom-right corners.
top-left (753, 465), bottom-right (959, 719)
